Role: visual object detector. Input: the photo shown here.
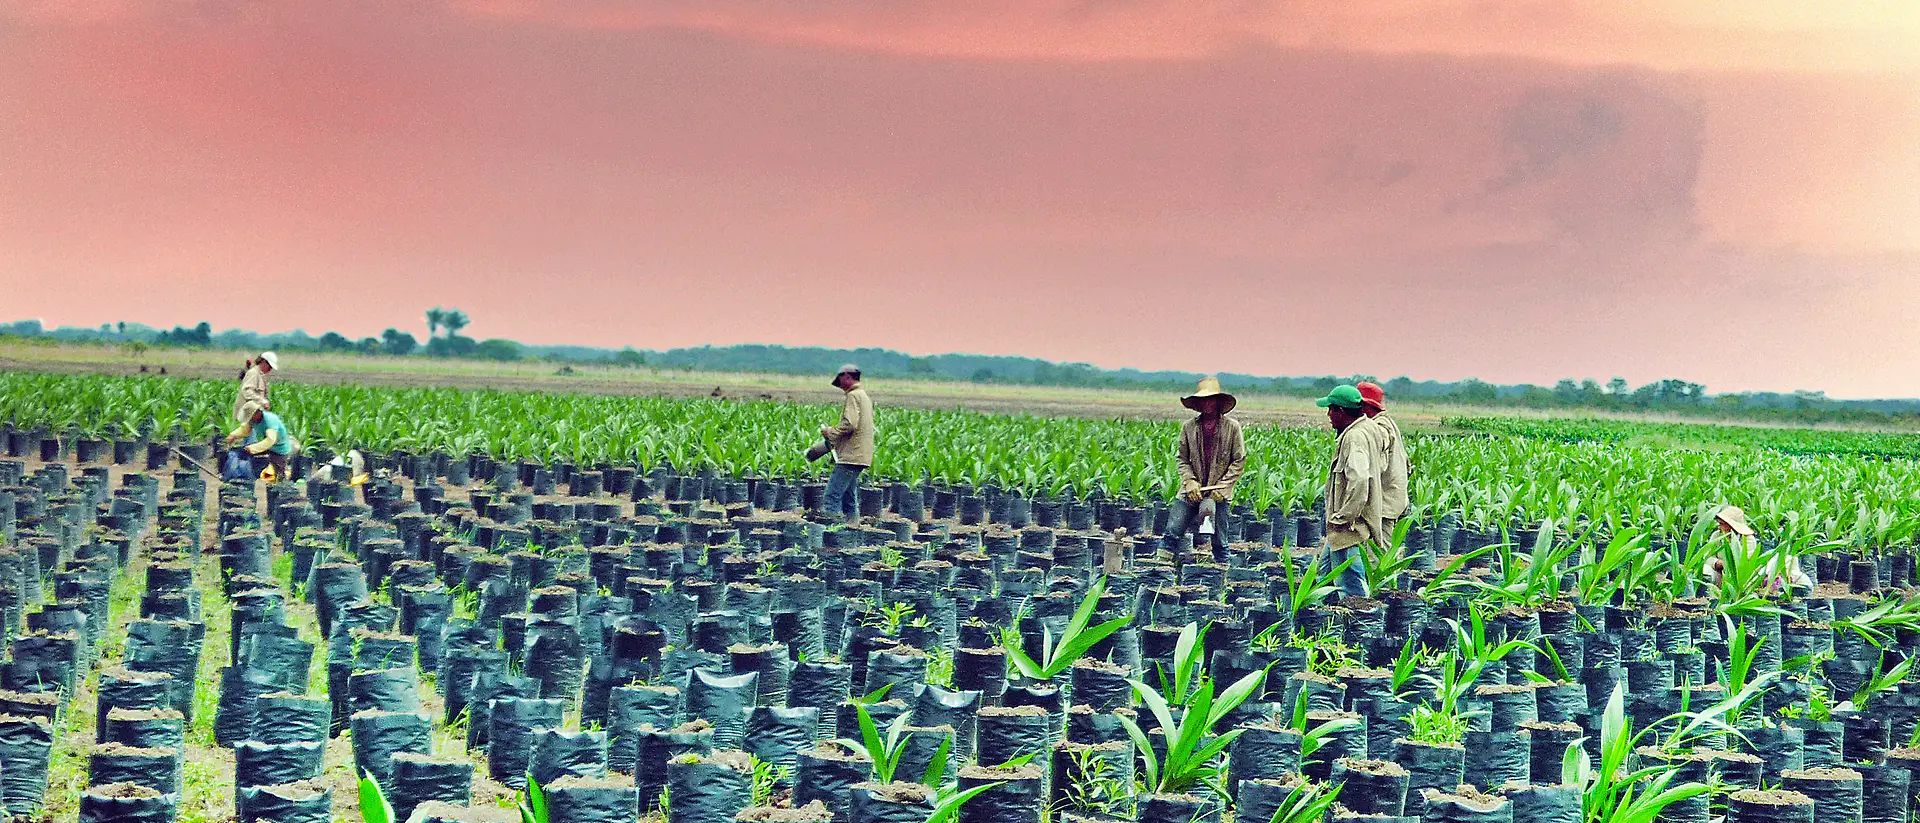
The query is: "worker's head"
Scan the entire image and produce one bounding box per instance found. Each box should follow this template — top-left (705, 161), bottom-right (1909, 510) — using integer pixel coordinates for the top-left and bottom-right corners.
top-left (243, 403), bottom-right (265, 425)
top-left (832, 364), bottom-right (861, 391)
top-left (1180, 376), bottom-right (1237, 418)
top-left (1315, 384), bottom-right (1366, 431)
top-left (1356, 381), bottom-right (1387, 418)
top-left (258, 351), bottom-right (279, 373)
top-left (1714, 505), bottom-right (1756, 537)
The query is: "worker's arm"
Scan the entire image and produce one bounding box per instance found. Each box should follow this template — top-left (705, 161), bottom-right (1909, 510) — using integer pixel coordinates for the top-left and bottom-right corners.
top-left (1174, 427), bottom-right (1198, 486)
top-left (1215, 426), bottom-right (1248, 491)
top-left (225, 424), bottom-right (250, 446)
top-left (822, 392), bottom-right (862, 441)
top-left (245, 427), bottom-right (279, 455)
top-left (1326, 432), bottom-right (1374, 527)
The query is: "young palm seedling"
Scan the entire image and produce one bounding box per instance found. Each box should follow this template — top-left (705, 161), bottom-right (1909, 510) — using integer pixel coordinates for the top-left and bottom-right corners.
top-left (1007, 576), bottom-right (1131, 681)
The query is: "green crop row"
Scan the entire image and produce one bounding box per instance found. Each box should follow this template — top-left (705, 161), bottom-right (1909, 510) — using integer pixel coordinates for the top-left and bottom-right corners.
top-left (1446, 415), bottom-right (1920, 460)
top-left (5, 371), bottom-right (1920, 548)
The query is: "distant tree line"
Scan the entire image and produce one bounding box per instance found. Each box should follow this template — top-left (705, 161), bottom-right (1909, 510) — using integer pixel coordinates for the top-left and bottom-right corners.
top-left (0, 316), bottom-right (1911, 426)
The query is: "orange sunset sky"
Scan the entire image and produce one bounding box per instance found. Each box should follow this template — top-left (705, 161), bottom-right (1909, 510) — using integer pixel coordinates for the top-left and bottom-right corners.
top-left (3, 1), bottom-right (1918, 396)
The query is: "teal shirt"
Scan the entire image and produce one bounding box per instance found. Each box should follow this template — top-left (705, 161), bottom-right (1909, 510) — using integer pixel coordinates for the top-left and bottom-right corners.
top-left (250, 411), bottom-right (293, 455)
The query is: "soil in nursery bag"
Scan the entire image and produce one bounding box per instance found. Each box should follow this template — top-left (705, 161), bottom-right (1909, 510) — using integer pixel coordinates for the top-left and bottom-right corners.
top-left (215, 665), bottom-right (281, 747)
top-left (1330, 758), bottom-right (1409, 816)
top-left (488, 697), bottom-right (566, 789)
top-left (745, 706), bottom-right (819, 781)
top-left (1238, 775), bottom-right (1311, 823)
top-left (236, 779), bottom-right (332, 823)
top-left (953, 648), bottom-right (1008, 703)
top-left (532, 728), bottom-right (611, 786)
top-left (957, 763), bottom-right (1045, 823)
top-left (0, 713), bottom-right (51, 814)
top-left (1854, 764), bottom-right (1909, 823)
top-left (350, 709), bottom-right (432, 789)
top-left (790, 660), bottom-right (853, 736)
top-left (1781, 767), bottom-right (1864, 823)
top-left (864, 646), bottom-right (929, 699)
top-left (1738, 723), bottom-right (1807, 782)
top-left (1727, 789), bottom-right (1816, 823)
top-left (1229, 718), bottom-right (1303, 798)
top-left (1065, 704), bottom-right (1135, 746)
top-left (1499, 784), bottom-right (1580, 823)
top-left (1068, 660), bottom-right (1132, 712)
top-left (795, 742), bottom-right (873, 822)
top-left (608, 684), bottom-right (682, 773)
top-left (102, 708), bottom-right (184, 753)
top-left (1305, 710), bottom-right (1367, 780)
top-left (94, 667), bottom-right (172, 740)
top-left (78, 782), bottom-right (175, 823)
top-left (896, 725), bottom-right (957, 786)
top-left (668, 750), bottom-right (754, 823)
top-left (849, 782), bottom-right (934, 823)
top-left (1521, 721), bottom-right (1584, 785)
top-left (233, 740), bottom-right (326, 803)
top-left (86, 743), bottom-right (181, 796)
top-left (1786, 718), bottom-right (1846, 769)
top-left (1393, 738), bottom-right (1464, 818)
top-left (466, 671), bottom-right (540, 751)
top-left (544, 774), bottom-right (642, 823)
top-left (1049, 741), bottom-right (1133, 816)
top-left (1139, 792), bottom-right (1221, 823)
top-left (390, 752), bottom-right (474, 822)
top-left (637, 720), bottom-right (716, 811)
top-left (687, 668), bottom-right (761, 749)
top-left (1419, 787), bottom-right (1511, 823)
top-left (977, 705), bottom-right (1053, 768)
top-left (350, 665), bottom-right (425, 715)
top-left (408, 800), bottom-right (525, 822)
top-left (731, 642), bottom-right (792, 706)
top-left (738, 800), bottom-right (835, 823)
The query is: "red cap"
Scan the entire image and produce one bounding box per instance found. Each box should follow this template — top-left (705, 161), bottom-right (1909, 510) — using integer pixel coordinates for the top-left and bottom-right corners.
top-left (1356, 381), bottom-right (1386, 410)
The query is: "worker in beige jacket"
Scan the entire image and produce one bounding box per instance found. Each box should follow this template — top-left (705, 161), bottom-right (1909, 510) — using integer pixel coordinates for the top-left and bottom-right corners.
top-left (1357, 381), bottom-right (1409, 535)
top-left (1317, 384), bottom-right (1384, 597)
top-left (1164, 376), bottom-right (1246, 559)
top-left (818, 364), bottom-right (875, 523)
top-left (233, 351), bottom-right (278, 423)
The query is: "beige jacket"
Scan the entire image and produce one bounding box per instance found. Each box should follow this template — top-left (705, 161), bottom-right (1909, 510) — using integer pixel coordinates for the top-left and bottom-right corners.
top-left (1373, 412), bottom-right (1409, 520)
top-left (1175, 415), bottom-right (1247, 497)
top-left (234, 365), bottom-right (270, 423)
top-left (1325, 415), bottom-right (1386, 550)
top-left (825, 385), bottom-right (875, 467)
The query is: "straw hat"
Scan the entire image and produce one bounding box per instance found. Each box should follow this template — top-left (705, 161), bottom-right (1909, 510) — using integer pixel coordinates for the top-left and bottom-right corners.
top-left (1181, 376), bottom-right (1237, 414)
top-left (1715, 505), bottom-right (1756, 536)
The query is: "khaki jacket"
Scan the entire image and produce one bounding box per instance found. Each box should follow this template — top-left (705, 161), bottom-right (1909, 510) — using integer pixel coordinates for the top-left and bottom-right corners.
top-left (1175, 415), bottom-right (1247, 496)
top-left (1325, 415), bottom-right (1386, 550)
top-left (1373, 412), bottom-right (1409, 520)
top-left (234, 365), bottom-right (270, 423)
top-left (826, 385), bottom-right (875, 467)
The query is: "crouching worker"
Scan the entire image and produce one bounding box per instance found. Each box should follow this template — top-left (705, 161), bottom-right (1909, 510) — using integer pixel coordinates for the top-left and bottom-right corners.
top-left (308, 449), bottom-right (369, 486)
top-left (226, 402), bottom-right (299, 482)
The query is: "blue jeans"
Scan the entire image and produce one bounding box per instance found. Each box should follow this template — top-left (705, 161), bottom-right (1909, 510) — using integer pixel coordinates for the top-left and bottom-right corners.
top-left (1164, 497), bottom-right (1226, 557)
top-left (1322, 541), bottom-right (1371, 598)
top-left (823, 463), bottom-right (864, 522)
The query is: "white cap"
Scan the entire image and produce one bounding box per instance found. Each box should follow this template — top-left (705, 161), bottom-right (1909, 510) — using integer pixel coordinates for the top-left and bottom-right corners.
top-left (260, 351), bottom-right (280, 370)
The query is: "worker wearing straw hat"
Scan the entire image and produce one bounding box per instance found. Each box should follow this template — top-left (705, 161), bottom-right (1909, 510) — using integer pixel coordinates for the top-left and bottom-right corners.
top-left (1703, 505), bottom-right (1811, 594)
top-left (1164, 376), bottom-right (1246, 559)
top-left (817, 364), bottom-right (875, 523)
top-left (1317, 384), bottom-right (1384, 597)
top-left (233, 351), bottom-right (278, 423)
top-left (1356, 381), bottom-right (1409, 537)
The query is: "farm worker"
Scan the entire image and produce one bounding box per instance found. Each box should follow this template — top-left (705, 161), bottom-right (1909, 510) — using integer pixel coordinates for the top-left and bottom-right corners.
top-left (819, 364), bottom-right (874, 524)
top-left (1317, 384), bottom-right (1384, 597)
top-left (1356, 382), bottom-right (1410, 535)
top-left (1164, 376), bottom-right (1246, 559)
top-left (1703, 505), bottom-right (1812, 594)
top-left (308, 450), bottom-right (369, 486)
top-left (233, 351), bottom-right (278, 423)
top-left (226, 402), bottom-right (298, 482)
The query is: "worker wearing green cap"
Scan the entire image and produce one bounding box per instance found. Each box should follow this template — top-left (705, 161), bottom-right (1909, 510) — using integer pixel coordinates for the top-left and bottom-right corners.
top-left (1315, 384), bottom-right (1384, 597)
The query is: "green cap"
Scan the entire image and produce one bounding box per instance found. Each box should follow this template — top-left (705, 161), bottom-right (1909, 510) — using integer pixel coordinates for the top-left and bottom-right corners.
top-left (1315, 384), bottom-right (1365, 410)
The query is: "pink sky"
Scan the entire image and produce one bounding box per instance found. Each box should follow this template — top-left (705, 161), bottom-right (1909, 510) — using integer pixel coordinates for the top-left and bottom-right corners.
top-left (3, 1), bottom-right (1918, 396)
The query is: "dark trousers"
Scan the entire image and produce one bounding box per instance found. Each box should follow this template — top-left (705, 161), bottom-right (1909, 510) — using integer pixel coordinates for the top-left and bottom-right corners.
top-left (1164, 497), bottom-right (1226, 557)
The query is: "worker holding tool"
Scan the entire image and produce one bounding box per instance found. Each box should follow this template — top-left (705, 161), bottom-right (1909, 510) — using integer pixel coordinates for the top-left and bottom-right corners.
top-left (226, 402), bottom-right (298, 482)
top-left (817, 364), bottom-right (875, 523)
top-left (233, 351), bottom-right (278, 423)
top-left (1164, 376), bottom-right (1246, 559)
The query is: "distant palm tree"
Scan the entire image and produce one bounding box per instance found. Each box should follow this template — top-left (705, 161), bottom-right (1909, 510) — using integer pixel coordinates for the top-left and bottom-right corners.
top-left (443, 309), bottom-right (470, 339)
top-left (425, 307), bottom-right (446, 338)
